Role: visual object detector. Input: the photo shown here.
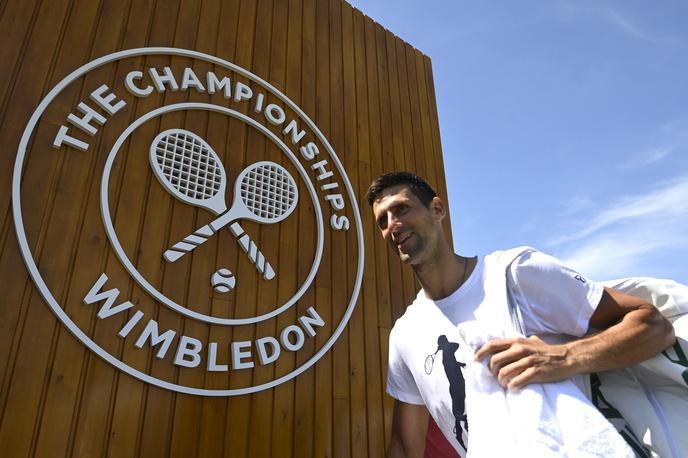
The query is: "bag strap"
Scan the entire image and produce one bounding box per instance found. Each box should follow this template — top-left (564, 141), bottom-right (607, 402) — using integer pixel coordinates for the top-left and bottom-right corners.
top-left (504, 248), bottom-right (533, 336)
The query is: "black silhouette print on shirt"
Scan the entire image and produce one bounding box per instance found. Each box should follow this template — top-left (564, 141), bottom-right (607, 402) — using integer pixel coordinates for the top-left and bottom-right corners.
top-left (436, 334), bottom-right (468, 450)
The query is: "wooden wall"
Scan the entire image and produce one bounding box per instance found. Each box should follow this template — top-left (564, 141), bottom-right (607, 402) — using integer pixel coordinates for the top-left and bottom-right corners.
top-left (0, 0), bottom-right (451, 456)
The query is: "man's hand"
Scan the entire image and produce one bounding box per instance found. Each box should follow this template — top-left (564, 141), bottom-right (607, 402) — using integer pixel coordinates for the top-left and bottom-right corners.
top-left (474, 336), bottom-right (575, 391)
top-left (474, 287), bottom-right (675, 392)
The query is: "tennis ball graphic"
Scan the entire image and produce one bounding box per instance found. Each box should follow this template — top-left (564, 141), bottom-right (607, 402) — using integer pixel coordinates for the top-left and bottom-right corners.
top-left (211, 268), bottom-right (236, 293)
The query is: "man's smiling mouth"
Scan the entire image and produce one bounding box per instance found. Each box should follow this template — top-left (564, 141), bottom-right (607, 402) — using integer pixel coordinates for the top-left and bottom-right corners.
top-left (394, 232), bottom-right (414, 247)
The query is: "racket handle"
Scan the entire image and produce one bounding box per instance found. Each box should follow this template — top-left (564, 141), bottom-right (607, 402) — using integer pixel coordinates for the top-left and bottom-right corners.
top-left (163, 223), bottom-right (218, 262)
top-left (228, 223), bottom-right (275, 280)
top-left (163, 222), bottom-right (275, 281)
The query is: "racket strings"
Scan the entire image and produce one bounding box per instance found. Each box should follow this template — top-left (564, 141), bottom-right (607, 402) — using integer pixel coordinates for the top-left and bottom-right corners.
top-left (155, 132), bottom-right (222, 200)
top-left (240, 164), bottom-right (297, 219)
top-left (424, 352), bottom-right (438, 374)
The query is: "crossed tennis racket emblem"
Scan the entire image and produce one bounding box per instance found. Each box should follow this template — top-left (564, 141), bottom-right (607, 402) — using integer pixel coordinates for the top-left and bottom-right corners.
top-left (149, 128), bottom-right (299, 283)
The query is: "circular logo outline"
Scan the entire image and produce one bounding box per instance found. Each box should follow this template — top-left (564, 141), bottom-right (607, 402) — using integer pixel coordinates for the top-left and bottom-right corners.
top-left (102, 102), bottom-right (325, 325)
top-left (12, 47), bottom-right (365, 396)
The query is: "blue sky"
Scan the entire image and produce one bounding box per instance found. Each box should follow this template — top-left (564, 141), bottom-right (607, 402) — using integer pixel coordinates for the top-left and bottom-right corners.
top-left (348, 0), bottom-right (688, 282)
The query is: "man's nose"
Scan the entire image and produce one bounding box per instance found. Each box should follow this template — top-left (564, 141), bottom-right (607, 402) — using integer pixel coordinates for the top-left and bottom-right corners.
top-left (388, 213), bottom-right (402, 230)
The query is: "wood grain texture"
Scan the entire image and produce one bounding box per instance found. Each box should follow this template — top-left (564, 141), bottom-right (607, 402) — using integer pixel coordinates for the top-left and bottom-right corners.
top-left (0, 0), bottom-right (450, 456)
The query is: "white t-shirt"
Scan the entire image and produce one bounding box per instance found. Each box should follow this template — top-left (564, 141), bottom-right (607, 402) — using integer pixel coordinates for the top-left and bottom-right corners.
top-left (386, 248), bottom-right (604, 455)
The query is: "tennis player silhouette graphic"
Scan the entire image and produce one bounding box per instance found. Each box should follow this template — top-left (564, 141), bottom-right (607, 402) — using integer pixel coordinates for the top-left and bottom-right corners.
top-left (436, 334), bottom-right (468, 450)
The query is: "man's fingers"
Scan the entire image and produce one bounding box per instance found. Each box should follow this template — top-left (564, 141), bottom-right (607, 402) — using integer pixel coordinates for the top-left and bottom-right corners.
top-left (527, 335), bottom-right (544, 344)
top-left (507, 367), bottom-right (538, 391)
top-left (488, 347), bottom-right (521, 375)
top-left (474, 338), bottom-right (520, 361)
top-left (496, 356), bottom-right (535, 388)
top-left (485, 341), bottom-right (533, 375)
top-left (476, 336), bottom-right (544, 362)
top-left (474, 335), bottom-right (570, 390)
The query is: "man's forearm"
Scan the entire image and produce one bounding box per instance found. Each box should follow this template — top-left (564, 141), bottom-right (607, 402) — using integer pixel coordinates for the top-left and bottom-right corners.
top-left (565, 303), bottom-right (675, 375)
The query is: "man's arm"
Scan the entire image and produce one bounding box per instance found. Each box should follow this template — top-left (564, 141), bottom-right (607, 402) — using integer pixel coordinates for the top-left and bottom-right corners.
top-left (475, 287), bottom-right (675, 390)
top-left (387, 399), bottom-right (429, 458)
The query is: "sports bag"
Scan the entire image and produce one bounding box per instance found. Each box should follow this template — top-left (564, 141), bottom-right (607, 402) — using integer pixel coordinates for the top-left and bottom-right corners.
top-left (592, 277), bottom-right (688, 458)
top-left (506, 260), bottom-right (688, 458)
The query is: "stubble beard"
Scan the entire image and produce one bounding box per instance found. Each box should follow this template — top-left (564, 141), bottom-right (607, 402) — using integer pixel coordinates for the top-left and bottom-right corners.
top-left (396, 235), bottom-right (423, 265)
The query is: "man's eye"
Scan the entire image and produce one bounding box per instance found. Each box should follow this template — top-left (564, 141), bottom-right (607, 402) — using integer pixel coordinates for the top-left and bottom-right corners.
top-left (377, 217), bottom-right (387, 229)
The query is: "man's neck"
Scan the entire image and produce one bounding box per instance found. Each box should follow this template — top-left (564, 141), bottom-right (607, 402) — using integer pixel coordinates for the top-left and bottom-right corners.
top-left (414, 245), bottom-right (473, 300)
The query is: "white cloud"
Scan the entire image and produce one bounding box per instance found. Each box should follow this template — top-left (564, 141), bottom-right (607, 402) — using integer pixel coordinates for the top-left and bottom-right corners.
top-left (547, 176), bottom-right (688, 279)
top-left (620, 119), bottom-right (688, 169)
top-left (660, 118), bottom-right (688, 139)
top-left (552, 2), bottom-right (679, 45)
top-left (621, 148), bottom-right (673, 168)
top-left (556, 221), bottom-right (687, 280)
top-left (558, 194), bottom-right (594, 216)
top-left (602, 8), bottom-right (649, 40)
top-left (550, 177), bottom-right (688, 244)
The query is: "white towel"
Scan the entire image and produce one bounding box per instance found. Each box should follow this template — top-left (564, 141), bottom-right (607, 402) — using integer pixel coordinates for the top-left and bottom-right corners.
top-left (457, 320), bottom-right (635, 458)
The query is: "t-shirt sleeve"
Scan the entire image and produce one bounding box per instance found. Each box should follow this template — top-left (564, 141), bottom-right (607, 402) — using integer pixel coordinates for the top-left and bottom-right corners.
top-left (386, 324), bottom-right (425, 405)
top-left (510, 250), bottom-right (604, 337)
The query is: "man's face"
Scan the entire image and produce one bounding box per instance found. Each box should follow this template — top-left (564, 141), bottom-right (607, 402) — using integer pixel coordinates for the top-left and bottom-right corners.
top-left (371, 184), bottom-right (443, 265)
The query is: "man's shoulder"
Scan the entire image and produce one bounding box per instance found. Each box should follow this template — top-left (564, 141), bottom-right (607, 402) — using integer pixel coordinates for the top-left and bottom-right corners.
top-left (482, 246), bottom-right (539, 271)
top-left (392, 292), bottom-right (423, 324)
top-left (389, 290), bottom-right (432, 336)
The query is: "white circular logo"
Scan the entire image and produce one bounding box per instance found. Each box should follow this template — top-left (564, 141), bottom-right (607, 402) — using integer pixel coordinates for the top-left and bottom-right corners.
top-left (13, 48), bottom-right (364, 396)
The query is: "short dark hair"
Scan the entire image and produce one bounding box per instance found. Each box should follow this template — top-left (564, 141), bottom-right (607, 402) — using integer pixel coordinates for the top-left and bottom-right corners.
top-left (365, 172), bottom-right (437, 207)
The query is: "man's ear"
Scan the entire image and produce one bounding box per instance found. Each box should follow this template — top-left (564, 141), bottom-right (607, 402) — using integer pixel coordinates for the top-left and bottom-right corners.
top-left (429, 197), bottom-right (446, 222)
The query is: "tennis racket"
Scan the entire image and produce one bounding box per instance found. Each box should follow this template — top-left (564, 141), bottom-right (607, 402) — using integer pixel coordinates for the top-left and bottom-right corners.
top-left (424, 350), bottom-right (439, 375)
top-left (150, 129), bottom-right (298, 280)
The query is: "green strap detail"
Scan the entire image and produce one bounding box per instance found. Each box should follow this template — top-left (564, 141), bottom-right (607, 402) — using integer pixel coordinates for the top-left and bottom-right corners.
top-left (661, 339), bottom-right (688, 386)
top-left (590, 374), bottom-right (652, 458)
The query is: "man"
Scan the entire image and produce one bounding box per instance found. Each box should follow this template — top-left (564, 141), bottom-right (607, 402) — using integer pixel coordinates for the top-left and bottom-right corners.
top-left (366, 172), bottom-right (675, 457)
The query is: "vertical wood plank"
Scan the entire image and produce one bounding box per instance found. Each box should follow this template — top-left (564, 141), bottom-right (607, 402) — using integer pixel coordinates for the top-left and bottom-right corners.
top-left (219, 0), bottom-right (258, 456)
top-left (374, 22), bottom-right (410, 342)
top-left (393, 38), bottom-right (417, 180)
top-left (403, 43), bottom-right (426, 180)
top-left (384, 32), bottom-right (421, 311)
top-left (246, 0), bottom-right (281, 455)
top-left (311, 0), bottom-right (334, 456)
top-left (413, 49), bottom-right (439, 193)
top-left (327, 1), bottom-right (354, 458)
top-left (351, 9), bottom-right (386, 458)
top-left (268, 0), bottom-right (304, 455)
top-left (361, 16), bottom-right (392, 331)
top-left (423, 56), bottom-right (454, 244)
top-left (361, 16), bottom-right (398, 449)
